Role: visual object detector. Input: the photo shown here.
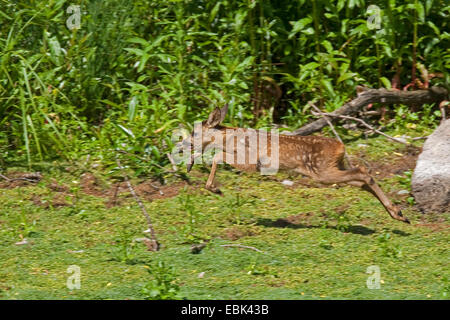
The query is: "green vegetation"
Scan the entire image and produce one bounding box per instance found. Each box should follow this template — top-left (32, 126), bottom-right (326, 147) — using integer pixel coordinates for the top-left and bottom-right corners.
top-left (0, 1), bottom-right (449, 300)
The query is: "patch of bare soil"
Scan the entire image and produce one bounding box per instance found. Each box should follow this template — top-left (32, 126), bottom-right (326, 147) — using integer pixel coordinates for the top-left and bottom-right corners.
top-left (222, 226), bottom-right (257, 240)
top-left (9, 170), bottom-right (191, 209)
top-left (106, 180), bottom-right (190, 207)
top-left (416, 222), bottom-right (449, 232)
top-left (135, 181), bottom-right (185, 201)
top-left (353, 146), bottom-right (420, 179)
top-left (32, 193), bottom-right (72, 208)
top-left (416, 215), bottom-right (449, 232)
top-left (79, 172), bottom-right (191, 207)
top-left (47, 179), bottom-right (70, 193)
top-left (80, 172), bottom-right (106, 197)
top-left (0, 172), bottom-right (42, 188)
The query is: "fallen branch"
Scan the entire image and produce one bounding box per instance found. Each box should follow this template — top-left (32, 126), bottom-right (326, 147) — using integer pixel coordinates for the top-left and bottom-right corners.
top-left (0, 172), bottom-right (42, 183)
top-left (115, 157), bottom-right (160, 251)
top-left (220, 244), bottom-right (265, 254)
top-left (290, 86), bottom-right (449, 136)
top-left (311, 111), bottom-right (411, 146)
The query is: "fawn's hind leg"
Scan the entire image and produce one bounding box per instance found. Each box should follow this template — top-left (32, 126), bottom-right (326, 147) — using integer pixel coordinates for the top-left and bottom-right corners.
top-left (316, 167), bottom-right (409, 223)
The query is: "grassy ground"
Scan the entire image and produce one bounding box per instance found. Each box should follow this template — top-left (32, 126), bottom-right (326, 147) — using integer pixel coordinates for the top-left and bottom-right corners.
top-left (0, 134), bottom-right (449, 300)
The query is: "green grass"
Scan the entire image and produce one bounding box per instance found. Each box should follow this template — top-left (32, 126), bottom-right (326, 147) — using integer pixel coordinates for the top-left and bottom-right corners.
top-left (0, 137), bottom-right (449, 300)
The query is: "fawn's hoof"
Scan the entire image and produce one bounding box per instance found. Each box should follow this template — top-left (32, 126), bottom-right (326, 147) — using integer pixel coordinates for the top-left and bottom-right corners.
top-left (206, 186), bottom-right (222, 195)
top-left (397, 210), bottom-right (410, 224)
top-left (401, 216), bottom-right (411, 224)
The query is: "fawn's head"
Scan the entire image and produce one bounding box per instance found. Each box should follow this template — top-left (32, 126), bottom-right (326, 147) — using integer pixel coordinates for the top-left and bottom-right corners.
top-left (179, 104), bottom-right (228, 172)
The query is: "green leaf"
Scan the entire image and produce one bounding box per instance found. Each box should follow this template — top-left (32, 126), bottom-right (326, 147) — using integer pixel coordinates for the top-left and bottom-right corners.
top-left (302, 27), bottom-right (315, 36)
top-left (383, 45), bottom-right (393, 58)
top-left (337, 0), bottom-right (346, 12)
top-left (426, 21), bottom-right (440, 36)
top-left (321, 40), bottom-right (333, 53)
top-left (235, 56), bottom-right (254, 72)
top-left (235, 10), bottom-right (248, 30)
top-left (380, 77), bottom-right (392, 89)
top-left (128, 96), bottom-right (138, 121)
top-left (289, 17), bottom-right (312, 39)
top-left (238, 81), bottom-right (248, 89)
top-left (416, 2), bottom-right (425, 22)
top-left (209, 2), bottom-right (221, 23)
top-left (425, 0), bottom-right (434, 12)
top-left (349, 0), bottom-right (356, 9)
top-left (337, 72), bottom-right (357, 84)
top-left (321, 79), bottom-right (335, 97)
top-left (124, 48), bottom-right (145, 57)
top-left (117, 124), bottom-right (135, 139)
top-left (302, 62), bottom-right (320, 70)
top-left (48, 36), bottom-right (62, 66)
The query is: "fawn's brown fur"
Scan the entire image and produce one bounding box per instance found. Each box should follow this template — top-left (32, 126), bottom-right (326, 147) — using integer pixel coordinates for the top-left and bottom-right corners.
top-left (184, 104), bottom-right (410, 224)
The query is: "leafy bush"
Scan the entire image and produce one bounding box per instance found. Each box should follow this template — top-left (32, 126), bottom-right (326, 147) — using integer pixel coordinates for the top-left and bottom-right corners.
top-left (0, 0), bottom-right (448, 173)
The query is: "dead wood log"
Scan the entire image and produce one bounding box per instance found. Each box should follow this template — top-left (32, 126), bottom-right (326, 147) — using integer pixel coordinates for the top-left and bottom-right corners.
top-left (290, 86), bottom-right (449, 136)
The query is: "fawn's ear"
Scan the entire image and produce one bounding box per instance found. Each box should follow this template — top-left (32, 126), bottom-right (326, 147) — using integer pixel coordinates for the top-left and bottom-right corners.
top-left (206, 103), bottom-right (228, 127)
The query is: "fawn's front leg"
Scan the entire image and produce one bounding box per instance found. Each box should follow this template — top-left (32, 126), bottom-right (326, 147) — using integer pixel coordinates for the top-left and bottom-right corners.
top-left (205, 153), bottom-right (222, 194)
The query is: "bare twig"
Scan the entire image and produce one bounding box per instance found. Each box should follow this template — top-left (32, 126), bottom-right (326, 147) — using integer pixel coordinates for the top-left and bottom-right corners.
top-left (115, 156), bottom-right (160, 251)
top-left (166, 153), bottom-right (178, 172)
top-left (311, 111), bottom-right (411, 146)
top-left (111, 182), bottom-right (120, 207)
top-left (308, 102), bottom-right (353, 168)
top-left (412, 136), bottom-right (428, 141)
top-left (308, 102), bottom-right (343, 143)
top-left (220, 244), bottom-right (265, 254)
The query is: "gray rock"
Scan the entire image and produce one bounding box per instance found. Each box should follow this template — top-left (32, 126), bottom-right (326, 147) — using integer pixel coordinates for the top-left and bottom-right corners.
top-left (282, 180), bottom-right (294, 186)
top-left (15, 239), bottom-right (28, 245)
top-left (411, 119), bottom-right (450, 213)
